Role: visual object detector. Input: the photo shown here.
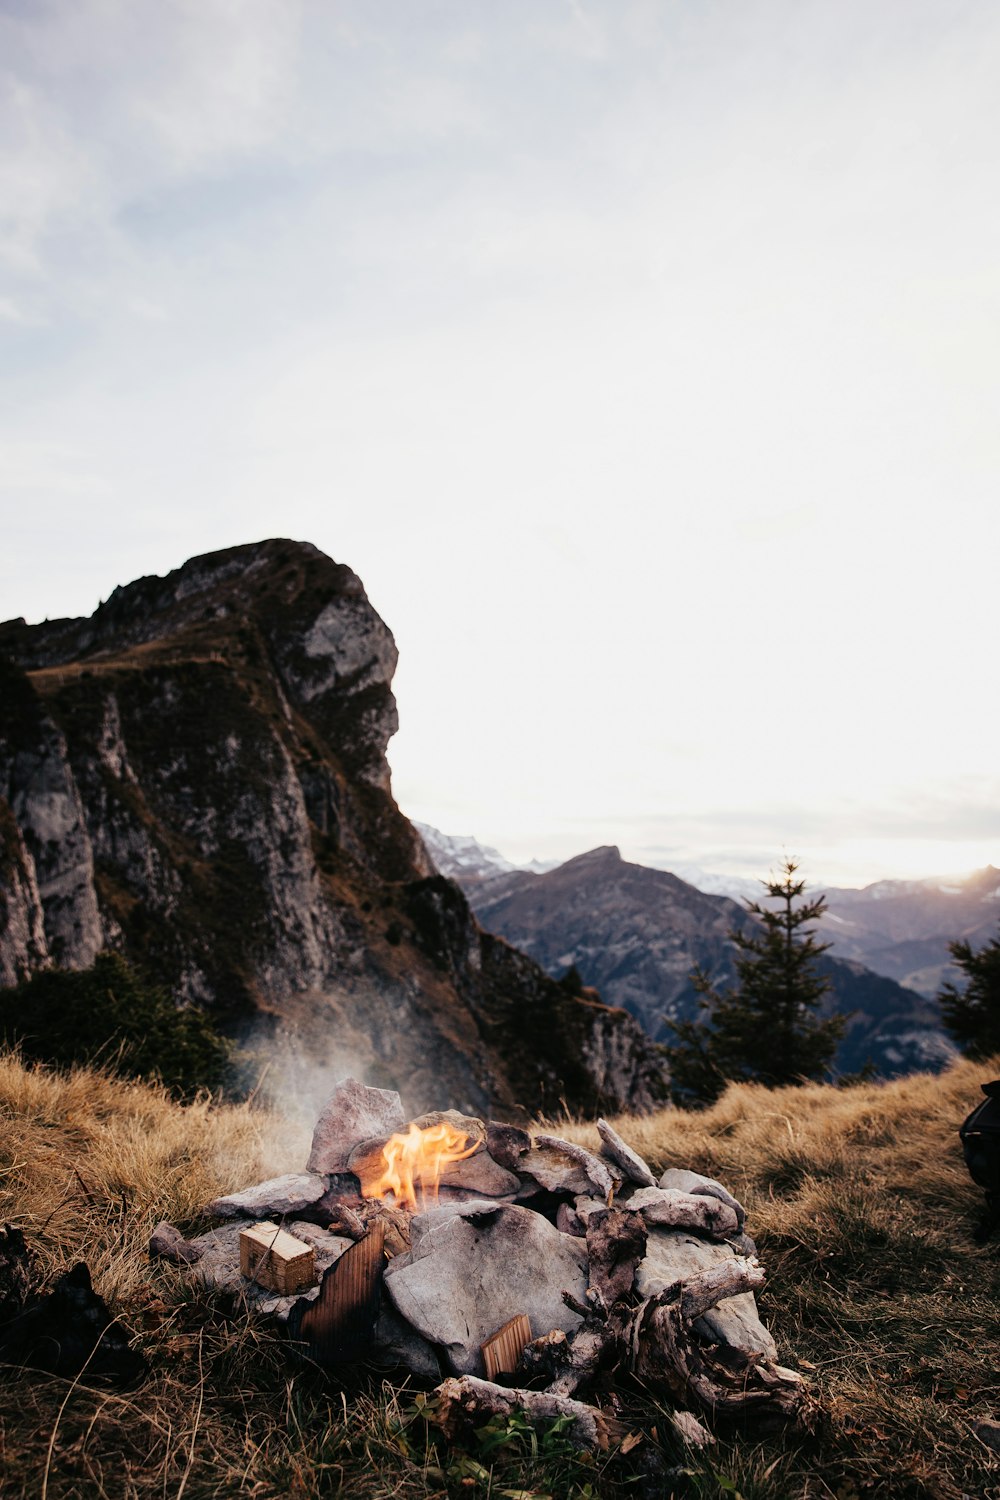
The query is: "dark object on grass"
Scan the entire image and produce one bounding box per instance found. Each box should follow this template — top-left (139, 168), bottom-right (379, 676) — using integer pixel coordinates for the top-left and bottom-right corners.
top-left (959, 1080), bottom-right (1000, 1242)
top-left (0, 1262), bottom-right (147, 1385)
top-left (0, 1225), bottom-right (37, 1322)
top-left (287, 1221), bottom-right (385, 1366)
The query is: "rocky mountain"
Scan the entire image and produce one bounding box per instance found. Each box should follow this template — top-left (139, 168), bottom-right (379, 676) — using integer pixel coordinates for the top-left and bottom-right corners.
top-left (0, 540), bottom-right (666, 1119)
top-left (414, 824), bottom-right (518, 886)
top-left (816, 869), bottom-right (1000, 997)
top-left (458, 845), bottom-right (954, 1079)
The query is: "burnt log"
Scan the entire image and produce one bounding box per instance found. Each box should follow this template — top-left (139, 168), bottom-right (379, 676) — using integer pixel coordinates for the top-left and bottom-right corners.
top-left (585, 1207), bottom-right (647, 1305)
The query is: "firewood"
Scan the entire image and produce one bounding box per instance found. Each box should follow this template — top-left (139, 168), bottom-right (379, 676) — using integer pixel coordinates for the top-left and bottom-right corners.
top-left (620, 1260), bottom-right (805, 1422)
top-left (433, 1374), bottom-right (615, 1452)
top-left (239, 1222), bottom-right (316, 1295)
top-left (481, 1313), bottom-right (532, 1380)
top-left (670, 1410), bottom-right (715, 1447)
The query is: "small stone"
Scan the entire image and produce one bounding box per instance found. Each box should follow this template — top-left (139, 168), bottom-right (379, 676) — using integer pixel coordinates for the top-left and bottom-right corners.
top-left (205, 1173), bottom-right (327, 1220)
top-left (373, 1302), bottom-right (443, 1381)
top-left (637, 1230), bottom-right (776, 1359)
top-left (149, 1221), bottom-right (202, 1265)
top-left (626, 1186), bottom-right (738, 1239)
top-left (307, 1077), bottom-right (405, 1175)
top-left (556, 1202), bottom-right (586, 1237)
top-left (975, 1420), bottom-right (1000, 1453)
top-left (658, 1169), bottom-right (746, 1230)
top-left (522, 1136), bottom-right (616, 1199)
top-left (596, 1119), bottom-right (656, 1187)
top-left (486, 1121), bottom-right (531, 1172)
top-left (383, 1200), bottom-right (589, 1376)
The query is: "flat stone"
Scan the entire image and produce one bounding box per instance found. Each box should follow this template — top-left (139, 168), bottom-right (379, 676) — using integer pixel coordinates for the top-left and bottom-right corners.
top-left (637, 1230), bottom-right (777, 1359)
top-left (186, 1220), bottom-right (353, 1321)
top-left (437, 1148), bottom-right (520, 1198)
top-left (596, 1119), bottom-right (656, 1187)
top-left (410, 1109), bottom-right (485, 1145)
top-left (384, 1200), bottom-right (589, 1376)
top-left (657, 1169), bottom-right (746, 1230)
top-left (204, 1173), bottom-right (327, 1220)
top-left (149, 1221), bottom-right (202, 1265)
top-left (307, 1077), bottom-right (405, 1175)
top-left (521, 1137), bottom-right (615, 1199)
top-left (626, 1187), bottom-right (738, 1239)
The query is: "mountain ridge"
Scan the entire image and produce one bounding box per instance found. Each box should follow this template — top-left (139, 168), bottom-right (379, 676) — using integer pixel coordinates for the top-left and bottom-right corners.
top-left (430, 836), bottom-right (954, 1078)
top-left (0, 540), bottom-right (666, 1119)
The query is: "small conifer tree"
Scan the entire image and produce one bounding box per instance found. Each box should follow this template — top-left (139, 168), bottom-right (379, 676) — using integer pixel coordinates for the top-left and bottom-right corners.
top-left (664, 858), bottom-right (847, 1105)
top-left (938, 928), bottom-right (1000, 1058)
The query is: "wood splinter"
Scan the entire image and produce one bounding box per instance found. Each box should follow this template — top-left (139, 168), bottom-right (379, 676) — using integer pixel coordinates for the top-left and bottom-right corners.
top-left (481, 1313), bottom-right (532, 1381)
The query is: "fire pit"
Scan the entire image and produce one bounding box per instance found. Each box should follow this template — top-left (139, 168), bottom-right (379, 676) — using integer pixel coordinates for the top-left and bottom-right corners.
top-left (151, 1078), bottom-right (805, 1448)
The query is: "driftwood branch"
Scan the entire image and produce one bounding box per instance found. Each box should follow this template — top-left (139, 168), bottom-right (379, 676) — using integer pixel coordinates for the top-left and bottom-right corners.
top-left (433, 1374), bottom-right (615, 1452)
top-left (621, 1260), bottom-right (804, 1423)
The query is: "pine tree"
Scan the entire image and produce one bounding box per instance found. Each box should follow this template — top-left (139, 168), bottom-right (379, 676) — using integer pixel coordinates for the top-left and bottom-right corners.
top-left (938, 927), bottom-right (1000, 1058)
top-left (664, 858), bottom-right (847, 1105)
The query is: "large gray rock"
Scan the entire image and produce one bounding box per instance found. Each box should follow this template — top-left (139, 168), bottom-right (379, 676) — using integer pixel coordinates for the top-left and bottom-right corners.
top-left (625, 1186), bottom-right (738, 1239)
top-left (205, 1173), bottom-right (328, 1220)
top-left (384, 1201), bottom-right (589, 1375)
top-left (596, 1119), bottom-right (656, 1187)
top-left (308, 1078), bottom-right (405, 1175)
top-left (637, 1230), bottom-right (776, 1359)
top-left (658, 1168), bottom-right (746, 1230)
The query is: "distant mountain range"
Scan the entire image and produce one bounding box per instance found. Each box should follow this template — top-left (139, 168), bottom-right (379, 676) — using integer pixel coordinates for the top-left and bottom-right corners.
top-left (419, 828), bottom-right (968, 1079)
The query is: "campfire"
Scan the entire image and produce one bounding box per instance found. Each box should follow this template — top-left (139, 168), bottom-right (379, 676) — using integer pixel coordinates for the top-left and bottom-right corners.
top-left (150, 1079), bottom-right (806, 1451)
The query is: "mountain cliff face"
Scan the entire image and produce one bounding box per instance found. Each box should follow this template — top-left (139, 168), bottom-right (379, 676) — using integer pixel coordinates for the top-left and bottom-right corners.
top-left (464, 845), bottom-right (954, 1079)
top-left (0, 541), bottom-right (666, 1118)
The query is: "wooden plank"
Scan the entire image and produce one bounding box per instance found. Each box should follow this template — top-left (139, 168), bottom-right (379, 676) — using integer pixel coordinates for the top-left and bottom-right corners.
top-left (481, 1313), bottom-right (532, 1381)
top-left (290, 1220), bottom-right (386, 1365)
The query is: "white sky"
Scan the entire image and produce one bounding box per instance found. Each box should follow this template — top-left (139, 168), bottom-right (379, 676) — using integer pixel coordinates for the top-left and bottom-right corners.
top-left (2, 0), bottom-right (999, 888)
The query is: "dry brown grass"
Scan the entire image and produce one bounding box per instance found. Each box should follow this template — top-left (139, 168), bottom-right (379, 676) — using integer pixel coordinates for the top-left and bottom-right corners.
top-left (1, 1049), bottom-right (999, 1498)
top-left (554, 1055), bottom-right (1000, 1498)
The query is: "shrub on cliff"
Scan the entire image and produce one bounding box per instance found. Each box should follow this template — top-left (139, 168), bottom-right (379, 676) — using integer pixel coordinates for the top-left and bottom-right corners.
top-left (0, 952), bottom-right (230, 1096)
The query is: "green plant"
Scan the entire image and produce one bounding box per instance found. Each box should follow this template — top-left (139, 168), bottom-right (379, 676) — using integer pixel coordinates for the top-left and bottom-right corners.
top-left (664, 859), bottom-right (848, 1105)
top-left (938, 923), bottom-right (1000, 1058)
top-left (0, 952), bottom-right (230, 1096)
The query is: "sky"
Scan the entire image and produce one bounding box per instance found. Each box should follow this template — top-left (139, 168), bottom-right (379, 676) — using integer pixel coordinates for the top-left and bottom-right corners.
top-left (1, 0), bottom-right (999, 889)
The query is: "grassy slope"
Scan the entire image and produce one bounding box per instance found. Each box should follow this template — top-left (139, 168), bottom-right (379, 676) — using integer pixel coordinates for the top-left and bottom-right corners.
top-left (1, 1051), bottom-right (998, 1499)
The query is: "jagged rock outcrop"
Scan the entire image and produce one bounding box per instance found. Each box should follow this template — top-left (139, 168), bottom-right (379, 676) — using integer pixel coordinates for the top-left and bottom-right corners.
top-left (0, 541), bottom-right (667, 1118)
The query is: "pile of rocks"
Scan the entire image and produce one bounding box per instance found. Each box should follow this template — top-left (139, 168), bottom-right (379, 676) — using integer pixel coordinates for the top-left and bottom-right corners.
top-left (152, 1078), bottom-right (801, 1440)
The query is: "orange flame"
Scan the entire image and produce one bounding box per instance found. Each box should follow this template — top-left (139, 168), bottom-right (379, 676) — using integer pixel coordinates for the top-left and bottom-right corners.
top-left (366, 1122), bottom-right (479, 1211)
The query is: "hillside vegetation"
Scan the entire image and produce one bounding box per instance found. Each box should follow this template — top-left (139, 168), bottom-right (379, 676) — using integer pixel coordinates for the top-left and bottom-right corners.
top-left (1, 1050), bottom-right (998, 1498)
